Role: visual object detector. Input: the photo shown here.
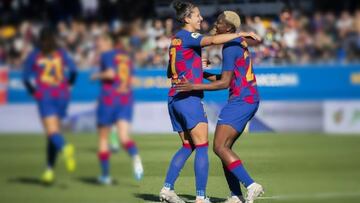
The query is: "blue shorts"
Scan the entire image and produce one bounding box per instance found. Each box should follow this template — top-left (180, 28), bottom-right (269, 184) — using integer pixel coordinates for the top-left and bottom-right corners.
top-left (168, 96), bottom-right (208, 132)
top-left (217, 99), bottom-right (259, 133)
top-left (96, 100), bottom-right (133, 127)
top-left (37, 98), bottom-right (69, 119)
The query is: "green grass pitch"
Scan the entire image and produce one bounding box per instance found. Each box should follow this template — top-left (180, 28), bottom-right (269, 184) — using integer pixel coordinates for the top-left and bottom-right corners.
top-left (0, 133), bottom-right (360, 203)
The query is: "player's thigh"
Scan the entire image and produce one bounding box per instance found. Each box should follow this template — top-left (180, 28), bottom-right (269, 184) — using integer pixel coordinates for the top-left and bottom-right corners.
top-left (42, 115), bottom-right (61, 135)
top-left (189, 122), bottom-right (208, 145)
top-left (115, 119), bottom-right (131, 144)
top-left (178, 131), bottom-right (193, 146)
top-left (214, 124), bottom-right (239, 150)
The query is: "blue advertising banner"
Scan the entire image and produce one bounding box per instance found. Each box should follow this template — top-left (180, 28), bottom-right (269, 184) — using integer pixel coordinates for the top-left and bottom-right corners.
top-left (6, 64), bottom-right (360, 103)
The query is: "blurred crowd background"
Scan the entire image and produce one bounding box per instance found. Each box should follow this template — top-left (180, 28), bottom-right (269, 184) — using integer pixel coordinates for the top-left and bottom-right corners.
top-left (1, 0), bottom-right (360, 70)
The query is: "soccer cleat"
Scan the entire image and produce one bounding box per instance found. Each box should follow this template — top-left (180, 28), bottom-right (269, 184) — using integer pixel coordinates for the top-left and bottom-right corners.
top-left (159, 188), bottom-right (185, 203)
top-left (195, 197), bottom-right (212, 203)
top-left (41, 169), bottom-right (54, 184)
top-left (245, 183), bottom-right (264, 203)
top-left (97, 175), bottom-right (112, 185)
top-left (133, 155), bottom-right (144, 180)
top-left (224, 196), bottom-right (245, 203)
top-left (63, 144), bottom-right (76, 172)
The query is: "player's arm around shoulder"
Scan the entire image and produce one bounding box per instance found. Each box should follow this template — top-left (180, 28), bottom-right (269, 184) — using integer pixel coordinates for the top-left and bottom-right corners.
top-left (240, 32), bottom-right (262, 47)
top-left (200, 32), bottom-right (242, 47)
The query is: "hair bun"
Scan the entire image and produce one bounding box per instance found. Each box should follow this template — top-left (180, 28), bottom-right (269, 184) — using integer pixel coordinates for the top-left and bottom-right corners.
top-left (172, 1), bottom-right (186, 12)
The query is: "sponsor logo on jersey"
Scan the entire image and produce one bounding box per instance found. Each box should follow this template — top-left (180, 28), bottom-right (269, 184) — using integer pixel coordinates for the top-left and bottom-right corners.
top-left (191, 33), bottom-right (201, 39)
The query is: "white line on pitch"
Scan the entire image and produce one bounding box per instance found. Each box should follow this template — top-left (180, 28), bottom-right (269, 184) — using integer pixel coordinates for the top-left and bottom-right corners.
top-left (259, 191), bottom-right (360, 200)
top-left (145, 192), bottom-right (360, 202)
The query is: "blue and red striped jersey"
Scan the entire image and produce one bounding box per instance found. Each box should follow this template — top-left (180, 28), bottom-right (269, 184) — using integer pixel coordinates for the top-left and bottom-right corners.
top-left (99, 49), bottom-right (133, 105)
top-left (23, 48), bottom-right (77, 100)
top-left (168, 29), bottom-right (204, 97)
top-left (222, 37), bottom-right (259, 103)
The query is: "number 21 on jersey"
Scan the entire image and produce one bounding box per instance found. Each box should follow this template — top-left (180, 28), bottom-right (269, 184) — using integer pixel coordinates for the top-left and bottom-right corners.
top-left (39, 57), bottom-right (63, 85)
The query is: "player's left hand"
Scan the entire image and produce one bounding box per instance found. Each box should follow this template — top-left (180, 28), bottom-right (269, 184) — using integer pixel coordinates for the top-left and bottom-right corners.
top-left (175, 77), bottom-right (193, 92)
top-left (240, 32), bottom-right (262, 42)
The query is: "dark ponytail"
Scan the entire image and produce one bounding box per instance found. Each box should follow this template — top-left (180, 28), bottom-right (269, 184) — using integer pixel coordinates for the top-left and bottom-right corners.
top-left (39, 27), bottom-right (58, 55)
top-left (172, 1), bottom-right (196, 24)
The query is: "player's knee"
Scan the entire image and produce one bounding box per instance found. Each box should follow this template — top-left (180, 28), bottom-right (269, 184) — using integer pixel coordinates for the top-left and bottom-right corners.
top-left (213, 143), bottom-right (223, 156)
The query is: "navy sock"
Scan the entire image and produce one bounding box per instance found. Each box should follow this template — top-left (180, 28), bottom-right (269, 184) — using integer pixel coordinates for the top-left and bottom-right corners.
top-left (194, 143), bottom-right (209, 197)
top-left (164, 143), bottom-right (194, 190)
top-left (223, 163), bottom-right (242, 196)
top-left (49, 133), bottom-right (65, 152)
top-left (98, 151), bottom-right (110, 177)
top-left (228, 160), bottom-right (254, 188)
top-left (47, 138), bottom-right (57, 168)
top-left (123, 141), bottom-right (138, 157)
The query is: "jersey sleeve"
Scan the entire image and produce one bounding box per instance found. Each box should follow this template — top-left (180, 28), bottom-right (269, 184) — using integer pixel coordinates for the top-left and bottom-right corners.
top-left (182, 32), bottom-right (203, 48)
top-left (62, 50), bottom-right (77, 73)
top-left (222, 44), bottom-right (239, 72)
top-left (100, 52), bottom-right (113, 71)
top-left (22, 50), bottom-right (37, 81)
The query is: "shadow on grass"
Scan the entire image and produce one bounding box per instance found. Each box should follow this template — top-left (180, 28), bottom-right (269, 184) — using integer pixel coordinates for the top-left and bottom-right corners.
top-left (134, 193), bottom-right (226, 203)
top-left (179, 194), bottom-right (226, 203)
top-left (78, 176), bottom-right (139, 188)
top-left (78, 177), bottom-right (118, 186)
top-left (134, 193), bottom-right (159, 202)
top-left (8, 177), bottom-right (50, 187)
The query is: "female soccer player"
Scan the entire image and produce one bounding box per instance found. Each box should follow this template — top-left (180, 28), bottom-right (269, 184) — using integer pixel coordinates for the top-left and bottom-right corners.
top-left (176, 11), bottom-right (264, 203)
top-left (160, 2), bottom-right (260, 203)
top-left (91, 33), bottom-right (143, 185)
top-left (23, 28), bottom-right (77, 184)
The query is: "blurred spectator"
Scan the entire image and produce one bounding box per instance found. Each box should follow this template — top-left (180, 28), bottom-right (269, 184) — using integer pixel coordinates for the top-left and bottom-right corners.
top-left (1, 6), bottom-right (360, 69)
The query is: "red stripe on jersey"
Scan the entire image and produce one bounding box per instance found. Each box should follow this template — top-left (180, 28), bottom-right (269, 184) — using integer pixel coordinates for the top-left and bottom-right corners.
top-left (235, 58), bottom-right (246, 67)
top-left (183, 49), bottom-right (194, 60)
top-left (244, 96), bottom-right (255, 104)
top-left (192, 57), bottom-right (201, 68)
top-left (176, 61), bottom-right (187, 72)
top-left (103, 96), bottom-right (113, 106)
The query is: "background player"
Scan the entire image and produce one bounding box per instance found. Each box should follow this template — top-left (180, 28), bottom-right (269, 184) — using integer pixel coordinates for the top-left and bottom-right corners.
top-left (91, 33), bottom-right (143, 185)
top-left (22, 28), bottom-right (77, 184)
top-left (176, 11), bottom-right (264, 203)
top-left (160, 1), bottom-right (261, 203)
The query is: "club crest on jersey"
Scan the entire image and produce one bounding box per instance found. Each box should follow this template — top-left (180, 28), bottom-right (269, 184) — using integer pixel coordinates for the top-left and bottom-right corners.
top-left (191, 33), bottom-right (201, 39)
top-left (171, 38), bottom-right (182, 46)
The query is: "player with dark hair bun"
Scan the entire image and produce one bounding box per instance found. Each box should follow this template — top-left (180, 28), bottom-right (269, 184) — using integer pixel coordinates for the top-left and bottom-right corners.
top-left (176, 11), bottom-right (264, 203)
top-left (160, 1), bottom-right (261, 203)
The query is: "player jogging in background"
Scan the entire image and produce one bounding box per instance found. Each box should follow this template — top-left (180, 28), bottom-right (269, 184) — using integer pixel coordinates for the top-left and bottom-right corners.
top-left (91, 33), bottom-right (143, 185)
top-left (22, 28), bottom-right (77, 184)
top-left (176, 11), bottom-right (264, 203)
top-left (160, 2), bottom-right (261, 203)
